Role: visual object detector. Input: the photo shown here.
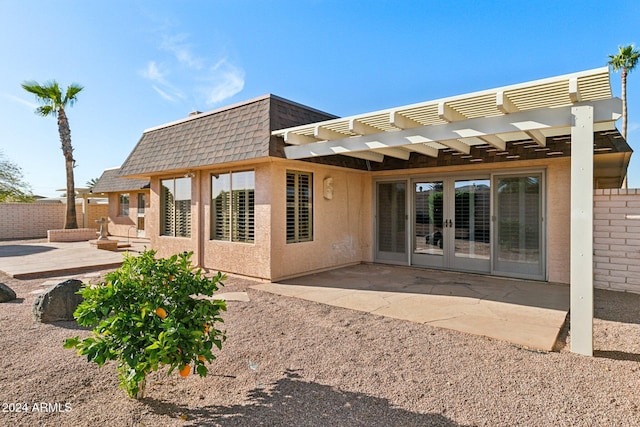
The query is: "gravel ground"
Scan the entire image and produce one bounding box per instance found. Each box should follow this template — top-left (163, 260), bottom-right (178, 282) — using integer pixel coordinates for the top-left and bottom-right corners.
top-left (1, 264), bottom-right (640, 426)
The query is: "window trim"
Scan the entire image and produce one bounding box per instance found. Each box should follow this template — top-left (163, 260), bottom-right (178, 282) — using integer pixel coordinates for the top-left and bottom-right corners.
top-left (118, 193), bottom-right (130, 217)
top-left (160, 177), bottom-right (192, 238)
top-left (211, 170), bottom-right (255, 243)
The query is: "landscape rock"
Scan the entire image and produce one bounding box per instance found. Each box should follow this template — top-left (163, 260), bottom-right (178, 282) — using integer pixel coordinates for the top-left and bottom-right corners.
top-left (0, 283), bottom-right (17, 302)
top-left (32, 279), bottom-right (84, 322)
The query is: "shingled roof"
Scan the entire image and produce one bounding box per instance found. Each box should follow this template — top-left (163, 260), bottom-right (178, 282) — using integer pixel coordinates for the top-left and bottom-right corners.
top-left (91, 167), bottom-right (149, 193)
top-left (118, 94), bottom-right (337, 178)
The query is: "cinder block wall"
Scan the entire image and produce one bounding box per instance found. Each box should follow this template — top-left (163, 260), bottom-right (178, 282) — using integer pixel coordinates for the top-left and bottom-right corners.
top-left (0, 203), bottom-right (108, 240)
top-left (594, 189), bottom-right (640, 293)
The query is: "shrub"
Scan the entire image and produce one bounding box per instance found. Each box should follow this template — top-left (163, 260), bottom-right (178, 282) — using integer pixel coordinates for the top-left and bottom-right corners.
top-left (64, 250), bottom-right (226, 399)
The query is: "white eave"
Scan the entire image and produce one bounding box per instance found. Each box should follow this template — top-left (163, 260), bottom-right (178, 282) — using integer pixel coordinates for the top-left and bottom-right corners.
top-left (272, 67), bottom-right (621, 162)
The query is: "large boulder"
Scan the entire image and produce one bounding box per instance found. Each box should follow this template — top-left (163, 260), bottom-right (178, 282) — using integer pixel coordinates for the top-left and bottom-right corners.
top-left (33, 279), bottom-right (84, 323)
top-left (0, 283), bottom-right (16, 302)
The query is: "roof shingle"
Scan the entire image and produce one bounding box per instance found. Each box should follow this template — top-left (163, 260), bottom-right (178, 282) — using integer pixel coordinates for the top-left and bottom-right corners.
top-left (118, 94), bottom-right (336, 178)
top-left (92, 168), bottom-right (149, 193)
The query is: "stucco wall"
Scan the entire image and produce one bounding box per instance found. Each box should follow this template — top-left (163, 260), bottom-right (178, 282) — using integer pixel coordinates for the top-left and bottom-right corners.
top-left (270, 161), bottom-right (372, 280)
top-left (593, 189), bottom-right (640, 293)
top-left (105, 191), bottom-right (150, 238)
top-left (203, 164), bottom-right (273, 279)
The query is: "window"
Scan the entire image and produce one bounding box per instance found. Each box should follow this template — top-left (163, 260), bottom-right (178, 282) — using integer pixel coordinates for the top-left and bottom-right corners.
top-left (212, 171), bottom-right (254, 243)
top-left (137, 193), bottom-right (146, 214)
top-left (161, 177), bottom-right (191, 237)
top-left (118, 193), bottom-right (130, 216)
top-left (286, 171), bottom-right (313, 243)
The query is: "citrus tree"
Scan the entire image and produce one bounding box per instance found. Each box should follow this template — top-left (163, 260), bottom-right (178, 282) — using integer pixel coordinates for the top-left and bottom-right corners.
top-left (64, 250), bottom-right (226, 399)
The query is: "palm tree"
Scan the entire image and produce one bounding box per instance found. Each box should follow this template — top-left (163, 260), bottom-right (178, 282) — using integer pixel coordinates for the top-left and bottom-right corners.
top-left (22, 80), bottom-right (83, 228)
top-left (86, 177), bottom-right (99, 190)
top-left (608, 44), bottom-right (640, 139)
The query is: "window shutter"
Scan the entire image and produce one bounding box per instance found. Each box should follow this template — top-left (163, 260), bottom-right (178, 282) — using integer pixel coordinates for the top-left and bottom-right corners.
top-left (287, 171), bottom-right (313, 243)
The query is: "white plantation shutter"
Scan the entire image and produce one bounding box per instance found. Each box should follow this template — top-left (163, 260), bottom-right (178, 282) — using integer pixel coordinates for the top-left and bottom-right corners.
top-left (161, 178), bottom-right (191, 238)
top-left (286, 171), bottom-right (313, 243)
top-left (212, 171), bottom-right (254, 243)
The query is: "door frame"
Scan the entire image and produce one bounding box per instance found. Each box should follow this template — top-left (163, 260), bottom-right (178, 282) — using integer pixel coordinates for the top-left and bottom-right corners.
top-left (374, 179), bottom-right (409, 264)
top-left (373, 168), bottom-right (547, 280)
top-left (410, 174), bottom-right (491, 274)
top-left (491, 169), bottom-right (547, 281)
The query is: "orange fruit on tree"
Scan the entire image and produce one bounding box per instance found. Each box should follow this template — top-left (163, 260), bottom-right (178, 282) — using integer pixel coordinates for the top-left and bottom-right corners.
top-left (203, 324), bottom-right (209, 334)
top-left (179, 365), bottom-right (191, 377)
top-left (154, 307), bottom-right (167, 319)
top-left (198, 355), bottom-right (206, 362)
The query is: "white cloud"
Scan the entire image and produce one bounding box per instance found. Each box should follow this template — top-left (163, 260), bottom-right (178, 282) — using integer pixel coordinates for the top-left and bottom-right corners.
top-left (140, 61), bottom-right (186, 103)
top-left (160, 33), bottom-right (204, 70)
top-left (3, 94), bottom-right (38, 110)
top-left (152, 85), bottom-right (178, 102)
top-left (143, 32), bottom-right (245, 106)
top-left (202, 60), bottom-right (245, 105)
top-left (141, 61), bottom-right (167, 84)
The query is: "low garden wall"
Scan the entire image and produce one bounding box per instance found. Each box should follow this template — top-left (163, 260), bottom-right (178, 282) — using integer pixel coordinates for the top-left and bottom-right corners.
top-left (47, 228), bottom-right (98, 242)
top-left (0, 203), bottom-right (108, 240)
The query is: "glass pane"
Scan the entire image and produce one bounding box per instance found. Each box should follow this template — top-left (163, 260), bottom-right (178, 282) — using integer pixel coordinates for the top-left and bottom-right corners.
top-left (414, 182), bottom-right (443, 255)
top-left (231, 171), bottom-right (255, 243)
top-left (378, 182), bottom-right (406, 254)
top-left (496, 176), bottom-right (540, 264)
top-left (286, 171), bottom-right (313, 243)
top-left (297, 172), bottom-right (313, 242)
top-left (212, 173), bottom-right (231, 240)
top-left (138, 193), bottom-right (146, 214)
top-left (161, 179), bottom-right (175, 237)
top-left (454, 180), bottom-right (491, 259)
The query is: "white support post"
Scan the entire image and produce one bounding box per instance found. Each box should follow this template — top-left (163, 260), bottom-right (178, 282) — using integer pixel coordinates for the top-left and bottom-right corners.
top-left (570, 105), bottom-right (594, 356)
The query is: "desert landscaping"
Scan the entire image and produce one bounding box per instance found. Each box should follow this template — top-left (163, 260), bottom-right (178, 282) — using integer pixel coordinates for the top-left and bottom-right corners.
top-left (1, 256), bottom-right (640, 426)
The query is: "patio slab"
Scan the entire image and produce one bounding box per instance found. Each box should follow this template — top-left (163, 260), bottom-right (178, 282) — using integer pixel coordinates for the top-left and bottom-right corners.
top-left (0, 239), bottom-right (150, 279)
top-left (252, 264), bottom-right (570, 351)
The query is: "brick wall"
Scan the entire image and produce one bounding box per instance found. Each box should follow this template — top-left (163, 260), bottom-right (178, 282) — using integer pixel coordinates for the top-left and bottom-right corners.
top-left (0, 203), bottom-right (108, 240)
top-left (594, 189), bottom-right (640, 293)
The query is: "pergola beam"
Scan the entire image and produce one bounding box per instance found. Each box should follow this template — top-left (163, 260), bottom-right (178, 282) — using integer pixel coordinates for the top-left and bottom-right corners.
top-left (284, 98), bottom-right (620, 160)
top-left (390, 110), bottom-right (422, 129)
top-left (315, 126), bottom-right (346, 141)
top-left (403, 143), bottom-right (439, 158)
top-left (284, 131), bottom-right (317, 145)
top-left (349, 118), bottom-right (379, 135)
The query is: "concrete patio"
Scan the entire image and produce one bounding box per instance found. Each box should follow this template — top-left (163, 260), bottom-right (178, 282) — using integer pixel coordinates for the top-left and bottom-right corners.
top-left (0, 239), bottom-right (569, 351)
top-left (254, 264), bottom-right (570, 351)
top-left (0, 238), bottom-right (150, 279)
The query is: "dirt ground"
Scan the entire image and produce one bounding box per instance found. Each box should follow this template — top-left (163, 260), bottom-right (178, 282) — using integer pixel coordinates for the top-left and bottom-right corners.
top-left (1, 267), bottom-right (640, 426)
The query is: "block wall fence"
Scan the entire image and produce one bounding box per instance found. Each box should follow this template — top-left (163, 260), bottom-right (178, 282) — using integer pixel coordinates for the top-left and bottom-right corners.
top-left (593, 189), bottom-right (640, 293)
top-left (0, 203), bottom-right (108, 240)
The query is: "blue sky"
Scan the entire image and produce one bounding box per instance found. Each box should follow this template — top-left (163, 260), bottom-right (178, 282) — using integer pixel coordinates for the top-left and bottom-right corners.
top-left (1, 0), bottom-right (639, 197)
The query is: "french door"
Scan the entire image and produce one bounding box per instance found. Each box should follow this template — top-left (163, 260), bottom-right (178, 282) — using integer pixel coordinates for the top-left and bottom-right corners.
top-left (375, 172), bottom-right (545, 280)
top-left (412, 177), bottom-right (491, 273)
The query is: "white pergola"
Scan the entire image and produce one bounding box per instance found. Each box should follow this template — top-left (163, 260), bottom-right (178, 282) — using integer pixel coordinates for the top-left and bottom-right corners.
top-left (273, 67), bottom-right (623, 356)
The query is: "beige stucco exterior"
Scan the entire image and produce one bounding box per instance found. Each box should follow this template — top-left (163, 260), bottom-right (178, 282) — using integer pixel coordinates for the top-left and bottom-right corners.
top-left (141, 155), bottom-right (574, 284)
top-left (104, 190), bottom-right (150, 238)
